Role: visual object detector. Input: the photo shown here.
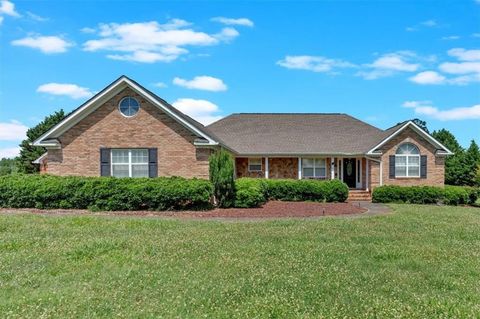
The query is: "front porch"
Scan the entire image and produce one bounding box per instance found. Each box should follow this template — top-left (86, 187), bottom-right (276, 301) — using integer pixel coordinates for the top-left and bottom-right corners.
top-left (235, 156), bottom-right (373, 191)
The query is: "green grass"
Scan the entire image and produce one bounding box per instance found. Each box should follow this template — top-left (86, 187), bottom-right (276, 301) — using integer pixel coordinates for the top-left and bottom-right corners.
top-left (1, 205), bottom-right (479, 318)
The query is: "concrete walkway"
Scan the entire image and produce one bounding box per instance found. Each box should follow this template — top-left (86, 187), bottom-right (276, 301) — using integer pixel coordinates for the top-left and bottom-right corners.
top-left (348, 201), bottom-right (392, 217)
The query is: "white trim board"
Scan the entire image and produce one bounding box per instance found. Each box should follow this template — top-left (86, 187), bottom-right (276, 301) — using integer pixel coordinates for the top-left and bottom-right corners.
top-left (367, 121), bottom-right (453, 155)
top-left (33, 76), bottom-right (219, 147)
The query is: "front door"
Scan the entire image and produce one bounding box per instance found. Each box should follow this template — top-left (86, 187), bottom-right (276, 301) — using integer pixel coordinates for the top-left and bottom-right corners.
top-left (343, 158), bottom-right (356, 188)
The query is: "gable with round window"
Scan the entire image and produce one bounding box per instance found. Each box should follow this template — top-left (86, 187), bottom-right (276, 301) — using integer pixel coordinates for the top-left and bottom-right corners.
top-left (118, 97), bottom-right (140, 117)
top-left (395, 143), bottom-right (420, 177)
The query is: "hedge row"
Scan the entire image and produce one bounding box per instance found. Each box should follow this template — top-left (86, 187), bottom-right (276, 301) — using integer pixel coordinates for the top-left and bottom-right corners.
top-left (0, 175), bottom-right (213, 211)
top-left (234, 178), bottom-right (349, 208)
top-left (372, 185), bottom-right (479, 206)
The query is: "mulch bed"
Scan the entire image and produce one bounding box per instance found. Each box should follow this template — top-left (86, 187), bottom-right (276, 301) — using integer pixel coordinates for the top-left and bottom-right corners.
top-left (0, 201), bottom-right (367, 219)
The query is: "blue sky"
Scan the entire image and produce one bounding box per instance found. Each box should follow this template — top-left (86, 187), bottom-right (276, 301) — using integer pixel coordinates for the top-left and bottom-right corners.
top-left (0, 0), bottom-right (479, 158)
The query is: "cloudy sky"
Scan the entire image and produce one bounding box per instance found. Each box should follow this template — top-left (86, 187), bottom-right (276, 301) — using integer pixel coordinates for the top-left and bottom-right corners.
top-left (0, 0), bottom-right (479, 158)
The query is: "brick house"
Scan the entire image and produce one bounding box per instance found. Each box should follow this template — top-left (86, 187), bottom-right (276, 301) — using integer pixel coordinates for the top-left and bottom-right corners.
top-left (33, 76), bottom-right (452, 193)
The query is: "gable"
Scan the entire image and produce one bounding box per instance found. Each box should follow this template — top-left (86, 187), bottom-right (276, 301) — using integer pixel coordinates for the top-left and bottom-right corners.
top-left (56, 86), bottom-right (203, 148)
top-left (33, 76), bottom-right (219, 147)
top-left (367, 121), bottom-right (453, 156)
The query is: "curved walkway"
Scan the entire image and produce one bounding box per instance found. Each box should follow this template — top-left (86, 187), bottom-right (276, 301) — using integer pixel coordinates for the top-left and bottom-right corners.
top-left (0, 201), bottom-right (391, 220)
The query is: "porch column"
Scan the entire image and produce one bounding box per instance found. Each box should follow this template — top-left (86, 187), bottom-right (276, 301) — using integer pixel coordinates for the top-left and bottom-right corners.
top-left (298, 157), bottom-right (302, 179)
top-left (265, 157), bottom-right (269, 179)
top-left (366, 158), bottom-right (369, 191)
top-left (380, 160), bottom-right (383, 186)
top-left (330, 157), bottom-right (335, 179)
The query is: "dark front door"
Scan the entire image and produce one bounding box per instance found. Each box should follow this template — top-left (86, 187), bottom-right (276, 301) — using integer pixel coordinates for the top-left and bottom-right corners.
top-left (343, 158), bottom-right (356, 188)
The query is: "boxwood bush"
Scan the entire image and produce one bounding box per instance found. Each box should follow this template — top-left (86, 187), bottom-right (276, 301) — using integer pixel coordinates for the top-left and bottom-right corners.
top-left (234, 178), bottom-right (349, 208)
top-left (372, 185), bottom-right (479, 206)
top-left (0, 175), bottom-right (213, 211)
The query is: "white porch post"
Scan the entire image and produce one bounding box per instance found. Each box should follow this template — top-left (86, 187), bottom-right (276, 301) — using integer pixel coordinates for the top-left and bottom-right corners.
top-left (380, 160), bottom-right (383, 186)
top-left (330, 157), bottom-right (335, 179)
top-left (265, 157), bottom-right (269, 179)
top-left (366, 158), bottom-right (369, 191)
top-left (298, 157), bottom-right (302, 179)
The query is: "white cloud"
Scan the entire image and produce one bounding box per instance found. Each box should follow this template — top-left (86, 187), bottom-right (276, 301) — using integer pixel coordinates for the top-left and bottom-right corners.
top-left (173, 76), bottom-right (227, 91)
top-left (211, 17), bottom-right (254, 27)
top-left (0, 120), bottom-right (28, 141)
top-left (83, 19), bottom-right (240, 63)
top-left (409, 71), bottom-right (446, 84)
top-left (0, 0), bottom-right (20, 17)
top-left (80, 27), bottom-right (96, 33)
top-left (11, 35), bottom-right (73, 53)
top-left (153, 82), bottom-right (167, 88)
top-left (26, 11), bottom-right (48, 22)
top-left (408, 48), bottom-right (480, 86)
top-left (402, 100), bottom-right (432, 108)
top-left (447, 48), bottom-right (480, 61)
top-left (0, 147), bottom-right (20, 159)
top-left (172, 98), bottom-right (222, 125)
top-left (213, 27), bottom-right (239, 42)
top-left (357, 51), bottom-right (420, 79)
top-left (277, 55), bottom-right (355, 73)
top-left (439, 61), bottom-right (480, 74)
top-left (441, 35), bottom-right (460, 40)
top-left (421, 20), bottom-right (437, 27)
top-left (406, 19), bottom-right (438, 32)
top-left (37, 83), bottom-right (93, 99)
top-left (402, 100), bottom-right (480, 121)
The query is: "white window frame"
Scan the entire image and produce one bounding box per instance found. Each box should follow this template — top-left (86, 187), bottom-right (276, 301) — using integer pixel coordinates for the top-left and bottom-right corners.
top-left (301, 158), bottom-right (327, 179)
top-left (111, 149), bottom-right (149, 178)
top-left (395, 143), bottom-right (420, 178)
top-left (248, 158), bottom-right (263, 172)
top-left (118, 97), bottom-right (140, 118)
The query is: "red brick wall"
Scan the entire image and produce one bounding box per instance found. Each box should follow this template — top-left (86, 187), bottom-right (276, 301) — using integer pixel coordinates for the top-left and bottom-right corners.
top-left (369, 126), bottom-right (445, 188)
top-left (46, 87), bottom-right (211, 178)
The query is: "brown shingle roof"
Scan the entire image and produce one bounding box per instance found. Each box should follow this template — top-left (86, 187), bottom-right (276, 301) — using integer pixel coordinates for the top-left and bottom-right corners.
top-left (207, 113), bottom-right (388, 155)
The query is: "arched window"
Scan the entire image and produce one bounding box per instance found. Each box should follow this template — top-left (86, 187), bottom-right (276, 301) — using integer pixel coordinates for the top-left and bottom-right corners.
top-left (395, 143), bottom-right (420, 177)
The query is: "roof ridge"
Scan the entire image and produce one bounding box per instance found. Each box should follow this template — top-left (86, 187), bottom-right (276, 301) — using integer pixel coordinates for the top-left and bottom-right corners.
top-left (231, 112), bottom-right (347, 115)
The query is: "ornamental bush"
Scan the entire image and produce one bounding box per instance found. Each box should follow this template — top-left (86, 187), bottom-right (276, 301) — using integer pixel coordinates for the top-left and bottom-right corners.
top-left (209, 149), bottom-right (236, 208)
top-left (234, 178), bottom-right (349, 208)
top-left (0, 175), bottom-right (213, 211)
top-left (234, 178), bottom-right (267, 208)
top-left (372, 185), bottom-right (479, 206)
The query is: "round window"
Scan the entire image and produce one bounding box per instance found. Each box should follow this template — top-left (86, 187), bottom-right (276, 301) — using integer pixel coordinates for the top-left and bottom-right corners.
top-left (118, 97), bottom-right (140, 117)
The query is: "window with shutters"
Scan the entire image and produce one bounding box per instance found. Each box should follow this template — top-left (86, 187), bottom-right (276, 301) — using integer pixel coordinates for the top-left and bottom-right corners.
top-left (395, 143), bottom-right (420, 177)
top-left (111, 149), bottom-right (149, 178)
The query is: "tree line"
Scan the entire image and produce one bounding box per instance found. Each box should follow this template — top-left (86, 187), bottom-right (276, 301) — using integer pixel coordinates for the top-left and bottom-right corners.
top-left (1, 112), bottom-right (479, 187)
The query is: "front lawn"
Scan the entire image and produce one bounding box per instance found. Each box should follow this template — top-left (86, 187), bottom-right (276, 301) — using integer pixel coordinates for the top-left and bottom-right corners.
top-left (1, 205), bottom-right (479, 318)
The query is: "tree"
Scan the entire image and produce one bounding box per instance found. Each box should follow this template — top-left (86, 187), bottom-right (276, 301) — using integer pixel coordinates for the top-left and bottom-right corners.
top-left (209, 148), bottom-right (235, 208)
top-left (467, 140), bottom-right (480, 163)
top-left (431, 129), bottom-right (463, 154)
top-left (0, 158), bottom-right (18, 175)
top-left (467, 140), bottom-right (480, 186)
top-left (412, 118), bottom-right (429, 133)
top-left (431, 129), bottom-right (469, 185)
top-left (16, 110), bottom-right (66, 173)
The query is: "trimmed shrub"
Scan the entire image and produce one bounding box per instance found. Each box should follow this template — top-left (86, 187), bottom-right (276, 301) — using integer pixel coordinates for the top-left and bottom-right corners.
top-left (209, 149), bottom-right (235, 208)
top-left (264, 179), bottom-right (348, 203)
top-left (372, 185), bottom-right (479, 206)
top-left (234, 178), bottom-right (266, 208)
top-left (234, 178), bottom-right (349, 208)
top-left (0, 175), bottom-right (213, 211)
